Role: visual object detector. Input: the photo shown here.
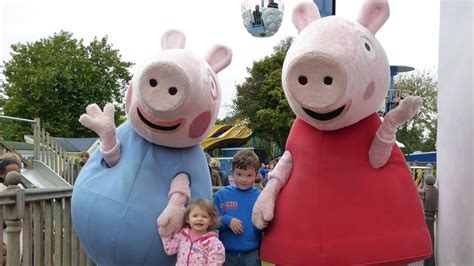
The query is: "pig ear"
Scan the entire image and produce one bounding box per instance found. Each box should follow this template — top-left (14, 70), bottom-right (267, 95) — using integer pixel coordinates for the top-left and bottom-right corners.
top-left (204, 45), bottom-right (233, 73)
top-left (161, 29), bottom-right (186, 50)
top-left (292, 2), bottom-right (321, 33)
top-left (357, 0), bottom-right (390, 34)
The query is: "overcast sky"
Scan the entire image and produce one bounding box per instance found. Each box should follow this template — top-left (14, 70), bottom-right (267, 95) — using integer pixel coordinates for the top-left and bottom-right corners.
top-left (1, 0), bottom-right (439, 118)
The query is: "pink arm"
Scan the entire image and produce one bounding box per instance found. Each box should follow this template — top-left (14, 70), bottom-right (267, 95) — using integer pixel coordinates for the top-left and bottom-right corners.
top-left (160, 232), bottom-right (181, 255)
top-left (157, 173), bottom-right (190, 236)
top-left (100, 135), bottom-right (121, 167)
top-left (168, 173), bottom-right (190, 205)
top-left (207, 239), bottom-right (225, 265)
top-left (265, 150), bottom-right (293, 197)
top-left (252, 150), bottom-right (293, 229)
top-left (369, 96), bottom-right (422, 169)
top-left (368, 118), bottom-right (396, 169)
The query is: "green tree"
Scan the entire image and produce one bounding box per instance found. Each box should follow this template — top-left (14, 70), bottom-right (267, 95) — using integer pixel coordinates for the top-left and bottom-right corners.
top-left (233, 37), bottom-right (295, 157)
top-left (393, 71), bottom-right (438, 154)
top-left (1, 31), bottom-right (132, 140)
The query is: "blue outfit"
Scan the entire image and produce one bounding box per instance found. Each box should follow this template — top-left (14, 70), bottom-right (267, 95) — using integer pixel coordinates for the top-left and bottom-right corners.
top-left (213, 185), bottom-right (262, 254)
top-left (71, 122), bottom-right (212, 266)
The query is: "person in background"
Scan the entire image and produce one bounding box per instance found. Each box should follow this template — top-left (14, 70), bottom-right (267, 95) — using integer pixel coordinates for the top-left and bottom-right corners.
top-left (206, 154), bottom-right (222, 186)
top-left (254, 174), bottom-right (264, 190)
top-left (210, 158), bottom-right (229, 186)
top-left (214, 150), bottom-right (264, 265)
top-left (79, 151), bottom-right (90, 167)
top-left (160, 199), bottom-right (225, 265)
top-left (253, 5), bottom-right (263, 26)
top-left (263, 157), bottom-right (279, 186)
top-left (259, 163), bottom-right (268, 185)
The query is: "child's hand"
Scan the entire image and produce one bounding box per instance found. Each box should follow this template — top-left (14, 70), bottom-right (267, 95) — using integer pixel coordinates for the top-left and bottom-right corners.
top-left (230, 218), bottom-right (244, 235)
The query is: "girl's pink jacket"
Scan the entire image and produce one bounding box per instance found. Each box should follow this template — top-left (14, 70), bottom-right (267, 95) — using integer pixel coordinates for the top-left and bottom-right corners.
top-left (161, 227), bottom-right (225, 265)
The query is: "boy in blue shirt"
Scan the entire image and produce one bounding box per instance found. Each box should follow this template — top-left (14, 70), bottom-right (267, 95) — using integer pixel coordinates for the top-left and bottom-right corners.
top-left (214, 150), bottom-right (266, 266)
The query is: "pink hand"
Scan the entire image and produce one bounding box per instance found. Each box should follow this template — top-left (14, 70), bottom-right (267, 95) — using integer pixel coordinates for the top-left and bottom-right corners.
top-left (79, 103), bottom-right (117, 151)
top-left (384, 96), bottom-right (422, 129)
top-left (252, 151), bottom-right (293, 229)
top-left (369, 96), bottom-right (422, 169)
top-left (157, 174), bottom-right (190, 236)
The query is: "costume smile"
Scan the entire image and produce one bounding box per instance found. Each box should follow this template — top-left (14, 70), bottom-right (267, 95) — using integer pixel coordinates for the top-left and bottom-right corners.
top-left (137, 107), bottom-right (182, 131)
top-left (303, 105), bottom-right (346, 121)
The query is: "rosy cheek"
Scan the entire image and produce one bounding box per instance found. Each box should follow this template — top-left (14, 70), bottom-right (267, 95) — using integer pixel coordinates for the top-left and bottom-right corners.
top-left (363, 81), bottom-right (375, 101)
top-left (188, 111), bottom-right (211, 139)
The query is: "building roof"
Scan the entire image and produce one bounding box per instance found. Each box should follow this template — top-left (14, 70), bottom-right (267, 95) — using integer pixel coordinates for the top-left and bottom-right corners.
top-left (52, 137), bottom-right (98, 152)
top-left (4, 141), bottom-right (34, 150)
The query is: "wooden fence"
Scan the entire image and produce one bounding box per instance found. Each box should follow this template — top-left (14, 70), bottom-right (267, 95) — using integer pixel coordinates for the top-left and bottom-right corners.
top-left (0, 116), bottom-right (93, 266)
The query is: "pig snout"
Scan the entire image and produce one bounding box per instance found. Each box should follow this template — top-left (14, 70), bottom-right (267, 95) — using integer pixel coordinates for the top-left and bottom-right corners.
top-left (286, 52), bottom-right (347, 110)
top-left (137, 61), bottom-right (190, 113)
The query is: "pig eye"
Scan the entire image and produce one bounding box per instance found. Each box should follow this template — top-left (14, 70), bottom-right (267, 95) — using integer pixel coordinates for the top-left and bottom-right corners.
top-left (168, 87), bottom-right (177, 95)
top-left (358, 35), bottom-right (377, 61)
top-left (298, 75), bottom-right (308, 85)
top-left (149, 79), bottom-right (158, 87)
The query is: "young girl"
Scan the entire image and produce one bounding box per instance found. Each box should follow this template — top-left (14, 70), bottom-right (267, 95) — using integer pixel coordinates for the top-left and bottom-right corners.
top-left (160, 199), bottom-right (225, 265)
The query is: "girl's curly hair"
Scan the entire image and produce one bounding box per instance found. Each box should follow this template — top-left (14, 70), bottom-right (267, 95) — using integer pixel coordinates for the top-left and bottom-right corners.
top-left (183, 199), bottom-right (220, 231)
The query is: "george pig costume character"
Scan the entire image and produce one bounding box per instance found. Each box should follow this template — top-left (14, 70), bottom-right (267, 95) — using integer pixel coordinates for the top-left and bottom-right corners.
top-left (252, 1), bottom-right (432, 265)
top-left (71, 30), bottom-right (232, 265)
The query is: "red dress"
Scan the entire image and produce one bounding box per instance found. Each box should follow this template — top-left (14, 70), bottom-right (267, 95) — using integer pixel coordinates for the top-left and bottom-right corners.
top-left (260, 114), bottom-right (432, 265)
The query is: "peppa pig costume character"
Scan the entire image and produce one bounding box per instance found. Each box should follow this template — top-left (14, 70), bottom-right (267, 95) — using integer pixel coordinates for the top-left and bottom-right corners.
top-left (252, 1), bottom-right (432, 265)
top-left (71, 30), bottom-right (232, 265)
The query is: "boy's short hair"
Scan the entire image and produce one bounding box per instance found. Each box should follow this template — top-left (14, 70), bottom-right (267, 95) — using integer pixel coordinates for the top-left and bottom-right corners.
top-left (232, 150), bottom-right (260, 172)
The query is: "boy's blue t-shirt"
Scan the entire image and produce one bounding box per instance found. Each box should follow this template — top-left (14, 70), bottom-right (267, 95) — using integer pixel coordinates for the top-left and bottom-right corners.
top-left (213, 185), bottom-right (262, 253)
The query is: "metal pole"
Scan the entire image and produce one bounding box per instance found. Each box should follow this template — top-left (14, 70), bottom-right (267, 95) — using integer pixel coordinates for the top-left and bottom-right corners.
top-left (0, 115), bottom-right (35, 123)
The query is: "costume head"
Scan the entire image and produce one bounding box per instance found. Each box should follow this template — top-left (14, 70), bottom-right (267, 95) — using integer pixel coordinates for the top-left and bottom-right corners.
top-left (282, 1), bottom-right (390, 131)
top-left (126, 29), bottom-right (232, 147)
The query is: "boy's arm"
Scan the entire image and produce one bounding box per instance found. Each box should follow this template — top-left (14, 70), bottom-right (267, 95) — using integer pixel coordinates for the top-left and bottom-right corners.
top-left (160, 231), bottom-right (181, 255)
top-left (207, 238), bottom-right (225, 265)
top-left (213, 191), bottom-right (233, 230)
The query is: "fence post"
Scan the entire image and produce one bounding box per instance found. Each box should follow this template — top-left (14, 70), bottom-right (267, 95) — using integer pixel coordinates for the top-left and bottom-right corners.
top-left (423, 174), bottom-right (438, 266)
top-left (426, 163), bottom-right (434, 175)
top-left (33, 118), bottom-right (41, 160)
top-left (3, 171), bottom-right (25, 266)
